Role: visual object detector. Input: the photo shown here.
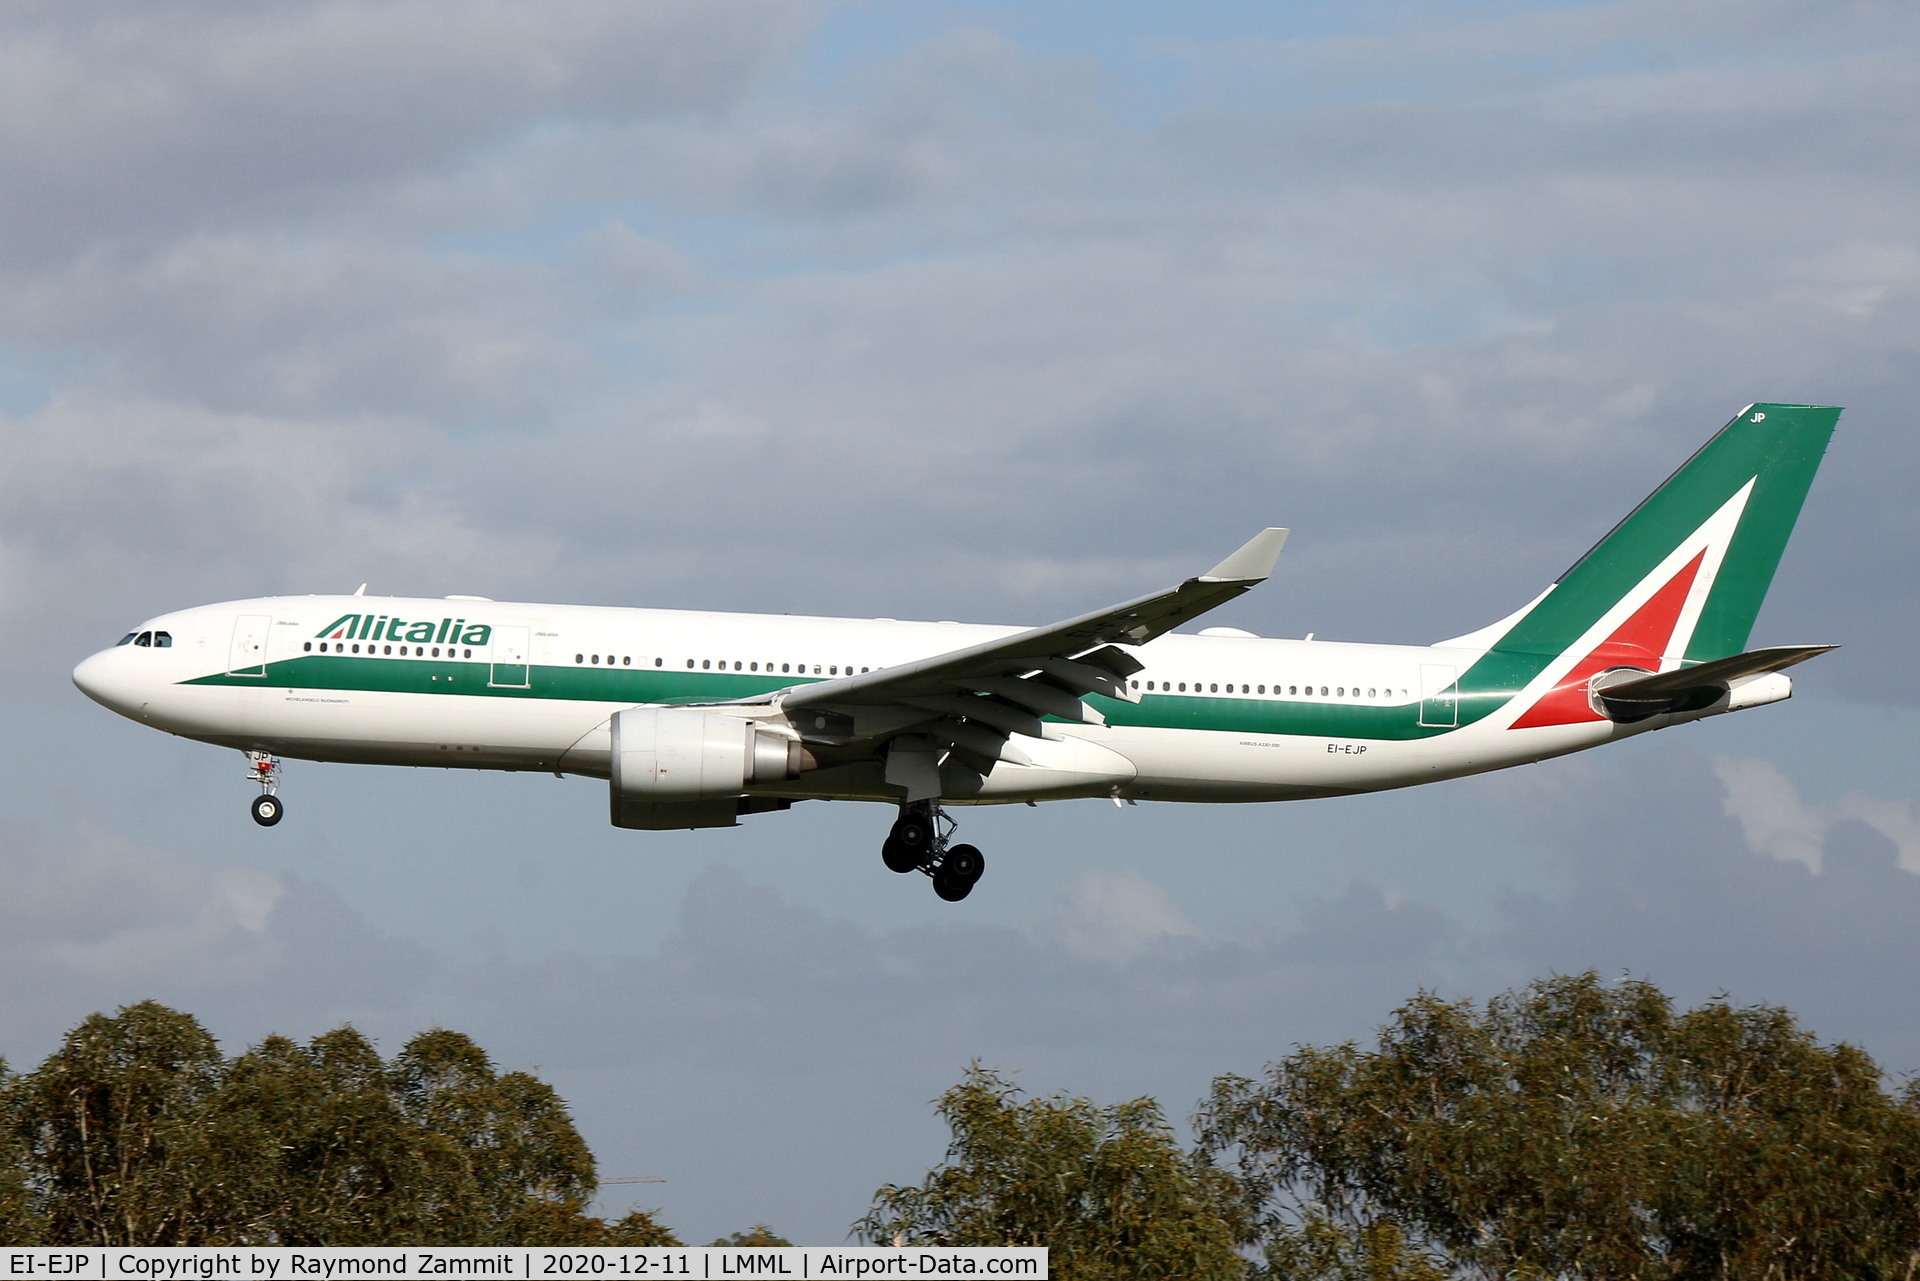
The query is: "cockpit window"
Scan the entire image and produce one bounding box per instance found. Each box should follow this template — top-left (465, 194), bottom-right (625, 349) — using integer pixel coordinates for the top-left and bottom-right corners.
top-left (152, 631), bottom-right (172, 647)
top-left (116, 633), bottom-right (138, 646)
top-left (134, 632), bottom-right (152, 647)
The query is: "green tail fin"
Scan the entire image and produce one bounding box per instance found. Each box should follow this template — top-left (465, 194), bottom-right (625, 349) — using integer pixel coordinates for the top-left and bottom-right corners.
top-left (1447, 404), bottom-right (1837, 727)
top-left (1490, 402), bottom-right (1838, 664)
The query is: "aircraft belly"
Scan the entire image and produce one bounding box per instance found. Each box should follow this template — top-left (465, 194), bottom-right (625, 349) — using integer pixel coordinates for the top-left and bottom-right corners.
top-left (154, 683), bottom-right (602, 770)
top-left (1099, 721), bottom-right (1616, 802)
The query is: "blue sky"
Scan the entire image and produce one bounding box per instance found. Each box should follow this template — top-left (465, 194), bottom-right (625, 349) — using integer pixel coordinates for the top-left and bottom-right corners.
top-left (3, 0), bottom-right (1919, 1244)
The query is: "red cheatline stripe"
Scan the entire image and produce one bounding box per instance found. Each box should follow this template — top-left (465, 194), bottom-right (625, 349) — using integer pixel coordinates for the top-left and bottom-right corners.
top-left (1509, 551), bottom-right (1706, 730)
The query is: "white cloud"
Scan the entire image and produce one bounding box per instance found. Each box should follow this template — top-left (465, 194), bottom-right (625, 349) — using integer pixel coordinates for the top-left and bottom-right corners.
top-left (1713, 756), bottom-right (1920, 878)
top-left (0, 1), bottom-right (815, 262)
top-left (1835, 793), bottom-right (1920, 876)
top-left (1713, 756), bottom-right (1826, 871)
top-left (1039, 870), bottom-right (1200, 968)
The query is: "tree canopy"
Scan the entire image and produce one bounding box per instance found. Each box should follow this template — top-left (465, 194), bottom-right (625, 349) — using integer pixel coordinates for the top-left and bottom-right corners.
top-left (0, 1001), bottom-right (678, 1247)
top-left (1197, 973), bottom-right (1920, 1280)
top-left (857, 1064), bottom-right (1256, 1279)
top-left (864, 976), bottom-right (1920, 1279)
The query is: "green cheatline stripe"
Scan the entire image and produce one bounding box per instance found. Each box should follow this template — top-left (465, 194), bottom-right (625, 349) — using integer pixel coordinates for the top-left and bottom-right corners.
top-left (185, 656), bottom-right (1472, 741)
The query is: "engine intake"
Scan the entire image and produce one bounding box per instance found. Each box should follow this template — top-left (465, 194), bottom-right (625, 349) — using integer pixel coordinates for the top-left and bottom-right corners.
top-left (609, 707), bottom-right (813, 829)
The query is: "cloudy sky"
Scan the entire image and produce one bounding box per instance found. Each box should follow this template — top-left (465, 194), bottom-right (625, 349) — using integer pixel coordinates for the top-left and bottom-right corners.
top-left (4, 0), bottom-right (1920, 1243)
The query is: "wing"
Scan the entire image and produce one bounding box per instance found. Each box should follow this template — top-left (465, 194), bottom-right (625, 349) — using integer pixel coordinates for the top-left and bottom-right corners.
top-left (777, 528), bottom-right (1288, 796)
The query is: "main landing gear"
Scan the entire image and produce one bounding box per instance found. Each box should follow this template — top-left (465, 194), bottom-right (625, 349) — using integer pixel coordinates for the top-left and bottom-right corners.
top-left (247, 751), bottom-right (284, 827)
top-left (882, 801), bottom-right (986, 902)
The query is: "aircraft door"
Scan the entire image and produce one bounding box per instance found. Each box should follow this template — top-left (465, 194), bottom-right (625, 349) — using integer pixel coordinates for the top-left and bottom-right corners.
top-left (490, 625), bottom-right (531, 688)
top-left (1418, 663), bottom-right (1458, 728)
top-left (228, 615), bottom-right (272, 676)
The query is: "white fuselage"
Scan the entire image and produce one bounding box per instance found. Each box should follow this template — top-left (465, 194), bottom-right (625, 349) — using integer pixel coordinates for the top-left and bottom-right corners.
top-left (71, 593), bottom-right (1784, 810)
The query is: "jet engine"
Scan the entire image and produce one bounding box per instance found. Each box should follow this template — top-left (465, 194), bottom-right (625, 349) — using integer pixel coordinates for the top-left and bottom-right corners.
top-left (609, 706), bottom-right (813, 829)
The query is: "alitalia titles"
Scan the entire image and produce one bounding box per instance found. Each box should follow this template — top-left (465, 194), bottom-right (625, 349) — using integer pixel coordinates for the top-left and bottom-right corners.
top-left (316, 614), bottom-right (494, 646)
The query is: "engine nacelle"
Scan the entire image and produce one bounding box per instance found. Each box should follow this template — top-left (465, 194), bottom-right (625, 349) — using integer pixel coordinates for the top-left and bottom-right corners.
top-left (609, 707), bottom-right (810, 830)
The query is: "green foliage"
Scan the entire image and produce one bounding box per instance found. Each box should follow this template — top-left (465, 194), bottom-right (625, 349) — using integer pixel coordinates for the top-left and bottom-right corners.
top-left (13, 1001), bottom-right (224, 1244)
top-left (1257, 1212), bottom-right (1446, 1281)
top-left (1, 1002), bottom-right (659, 1247)
top-left (0, 1057), bottom-right (43, 1244)
top-left (384, 1027), bottom-right (598, 1244)
top-left (600, 1208), bottom-right (681, 1246)
top-left (710, 1224), bottom-right (792, 1246)
top-left (1198, 972), bottom-right (1920, 1281)
top-left (858, 1065), bottom-right (1256, 1280)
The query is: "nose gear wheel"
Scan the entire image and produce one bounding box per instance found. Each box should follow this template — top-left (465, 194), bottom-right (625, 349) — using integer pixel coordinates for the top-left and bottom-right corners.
top-left (245, 751), bottom-right (284, 826)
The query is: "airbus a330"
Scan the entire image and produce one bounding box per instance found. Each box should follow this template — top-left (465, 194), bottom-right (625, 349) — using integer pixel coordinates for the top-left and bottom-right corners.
top-left (74, 403), bottom-right (1839, 901)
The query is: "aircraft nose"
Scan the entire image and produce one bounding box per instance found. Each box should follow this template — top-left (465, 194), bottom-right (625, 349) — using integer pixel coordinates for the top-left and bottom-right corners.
top-left (72, 649), bottom-right (137, 714)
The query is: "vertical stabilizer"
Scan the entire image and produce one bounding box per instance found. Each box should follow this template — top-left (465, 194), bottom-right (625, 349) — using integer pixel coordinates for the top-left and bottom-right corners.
top-left (1451, 403), bottom-right (1837, 726)
top-left (1492, 403), bottom-right (1836, 663)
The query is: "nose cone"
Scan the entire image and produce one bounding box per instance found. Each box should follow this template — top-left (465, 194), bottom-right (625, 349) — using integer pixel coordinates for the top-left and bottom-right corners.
top-left (73, 649), bottom-right (140, 716)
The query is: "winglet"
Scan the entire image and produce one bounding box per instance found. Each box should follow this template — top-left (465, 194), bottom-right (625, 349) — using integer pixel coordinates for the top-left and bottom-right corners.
top-left (1201, 528), bottom-right (1289, 583)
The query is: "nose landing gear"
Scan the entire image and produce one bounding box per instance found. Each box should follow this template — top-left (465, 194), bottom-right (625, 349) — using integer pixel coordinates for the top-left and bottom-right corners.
top-left (882, 802), bottom-right (986, 901)
top-left (246, 751), bottom-right (284, 827)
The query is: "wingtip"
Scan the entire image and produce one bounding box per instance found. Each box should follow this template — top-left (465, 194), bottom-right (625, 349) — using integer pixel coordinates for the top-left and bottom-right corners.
top-left (1201, 527), bottom-right (1289, 582)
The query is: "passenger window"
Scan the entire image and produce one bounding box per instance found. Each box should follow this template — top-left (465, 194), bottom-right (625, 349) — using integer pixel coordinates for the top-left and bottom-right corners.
top-left (592, 654), bottom-right (600, 664)
top-left (1209, 683), bottom-right (1218, 693)
top-left (1320, 686), bottom-right (1328, 696)
top-left (702, 660), bottom-right (711, 669)
top-left (655, 658), bottom-right (663, 667)
top-left (782, 663), bottom-right (790, 673)
top-left (1368, 688), bottom-right (1376, 698)
top-left (304, 642), bottom-right (313, 652)
top-left (576, 654), bottom-right (584, 664)
top-left (813, 665), bottom-right (821, 675)
top-left (1178, 682), bottom-right (1187, 692)
top-left (383, 645), bottom-right (392, 655)
top-left (830, 665), bottom-right (838, 676)
top-left (750, 662), bottom-right (759, 671)
top-left (464, 649), bottom-right (472, 658)
top-left (686, 659), bottom-right (695, 668)
top-left (624, 656), bottom-right (631, 666)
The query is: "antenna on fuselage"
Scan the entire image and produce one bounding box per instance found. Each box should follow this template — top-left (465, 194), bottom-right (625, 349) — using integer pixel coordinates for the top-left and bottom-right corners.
top-left (353, 583), bottom-right (367, 596)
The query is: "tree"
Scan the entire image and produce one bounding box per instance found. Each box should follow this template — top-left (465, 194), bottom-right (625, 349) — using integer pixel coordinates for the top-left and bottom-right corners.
top-left (199, 1026), bottom-right (432, 1243)
top-left (4, 1002), bottom-right (658, 1246)
top-left (711, 1225), bottom-right (792, 1246)
top-left (0, 1057), bottom-right (44, 1244)
top-left (385, 1027), bottom-right (598, 1244)
top-left (12, 1001), bottom-right (225, 1244)
top-left (1198, 972), bottom-right (1920, 1280)
top-left (859, 1065), bottom-right (1256, 1280)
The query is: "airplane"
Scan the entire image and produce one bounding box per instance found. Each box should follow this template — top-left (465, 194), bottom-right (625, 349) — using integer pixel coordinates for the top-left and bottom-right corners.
top-left (73, 403), bottom-right (1839, 902)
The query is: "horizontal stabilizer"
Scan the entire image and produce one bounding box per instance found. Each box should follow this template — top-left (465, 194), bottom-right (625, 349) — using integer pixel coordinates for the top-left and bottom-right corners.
top-left (1593, 644), bottom-right (1837, 721)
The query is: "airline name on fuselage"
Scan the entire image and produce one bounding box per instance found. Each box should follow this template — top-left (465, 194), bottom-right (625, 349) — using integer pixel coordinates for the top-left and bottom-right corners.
top-left (315, 613), bottom-right (494, 646)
